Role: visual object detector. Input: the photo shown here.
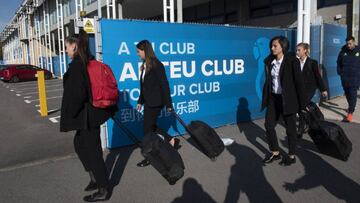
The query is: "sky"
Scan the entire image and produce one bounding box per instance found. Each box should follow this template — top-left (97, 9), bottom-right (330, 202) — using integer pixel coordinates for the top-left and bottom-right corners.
top-left (0, 0), bottom-right (24, 32)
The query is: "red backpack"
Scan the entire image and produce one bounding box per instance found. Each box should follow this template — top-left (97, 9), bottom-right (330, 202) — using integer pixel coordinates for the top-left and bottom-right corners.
top-left (87, 60), bottom-right (119, 108)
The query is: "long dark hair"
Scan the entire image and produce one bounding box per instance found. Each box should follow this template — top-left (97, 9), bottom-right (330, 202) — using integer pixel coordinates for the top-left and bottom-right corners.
top-left (65, 29), bottom-right (91, 65)
top-left (136, 40), bottom-right (158, 72)
top-left (270, 36), bottom-right (289, 54)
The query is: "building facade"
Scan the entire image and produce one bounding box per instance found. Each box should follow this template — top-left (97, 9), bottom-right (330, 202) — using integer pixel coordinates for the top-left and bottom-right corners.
top-left (0, 0), bottom-right (358, 74)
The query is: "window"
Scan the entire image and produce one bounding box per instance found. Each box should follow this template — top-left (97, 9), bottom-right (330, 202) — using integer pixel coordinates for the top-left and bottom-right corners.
top-left (318, 0), bottom-right (351, 8)
top-left (31, 66), bottom-right (42, 70)
top-left (84, 0), bottom-right (97, 7)
top-left (16, 65), bottom-right (28, 70)
top-left (250, 0), bottom-right (296, 18)
top-left (181, 0), bottom-right (239, 24)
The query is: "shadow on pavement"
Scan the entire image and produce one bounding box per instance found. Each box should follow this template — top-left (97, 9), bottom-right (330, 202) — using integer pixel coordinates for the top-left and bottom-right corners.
top-left (319, 102), bottom-right (347, 118)
top-left (171, 178), bottom-right (216, 203)
top-left (236, 97), bottom-right (287, 155)
top-left (105, 145), bottom-right (136, 193)
top-left (224, 142), bottom-right (282, 203)
top-left (236, 97), bottom-right (269, 156)
top-left (106, 120), bottom-right (138, 199)
top-left (281, 138), bottom-right (360, 203)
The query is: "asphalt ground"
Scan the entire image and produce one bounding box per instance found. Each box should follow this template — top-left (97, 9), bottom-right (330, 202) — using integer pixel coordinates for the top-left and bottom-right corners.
top-left (0, 119), bottom-right (359, 203)
top-left (0, 79), bottom-right (73, 169)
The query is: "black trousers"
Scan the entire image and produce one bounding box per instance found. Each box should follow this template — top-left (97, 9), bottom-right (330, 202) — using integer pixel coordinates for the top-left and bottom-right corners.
top-left (143, 105), bottom-right (172, 142)
top-left (74, 127), bottom-right (109, 188)
top-left (343, 86), bottom-right (359, 113)
top-left (264, 93), bottom-right (297, 155)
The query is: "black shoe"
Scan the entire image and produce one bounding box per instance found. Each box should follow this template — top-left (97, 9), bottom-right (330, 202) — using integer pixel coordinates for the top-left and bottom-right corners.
top-left (83, 187), bottom-right (109, 202)
top-left (85, 181), bottom-right (98, 192)
top-left (173, 138), bottom-right (181, 150)
top-left (137, 159), bottom-right (150, 167)
top-left (279, 156), bottom-right (296, 166)
top-left (263, 153), bottom-right (281, 164)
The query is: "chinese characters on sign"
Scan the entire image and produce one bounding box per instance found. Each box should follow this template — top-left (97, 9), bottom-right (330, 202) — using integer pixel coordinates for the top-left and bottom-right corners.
top-left (119, 100), bottom-right (200, 123)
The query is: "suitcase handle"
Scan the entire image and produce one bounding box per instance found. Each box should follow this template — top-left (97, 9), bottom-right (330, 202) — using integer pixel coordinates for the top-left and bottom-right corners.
top-left (171, 111), bottom-right (195, 140)
top-left (172, 111), bottom-right (186, 127)
top-left (172, 111), bottom-right (192, 134)
top-left (111, 116), bottom-right (142, 147)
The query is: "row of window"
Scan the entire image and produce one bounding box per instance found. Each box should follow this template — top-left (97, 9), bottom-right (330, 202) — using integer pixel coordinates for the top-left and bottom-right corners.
top-left (250, 0), bottom-right (351, 18)
top-left (48, 0), bottom-right (97, 27)
top-left (148, 0), bottom-right (239, 25)
top-left (14, 0), bottom-right (354, 37)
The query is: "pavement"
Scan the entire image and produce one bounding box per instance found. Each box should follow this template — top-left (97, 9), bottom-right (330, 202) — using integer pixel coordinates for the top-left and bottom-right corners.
top-left (0, 80), bottom-right (359, 203)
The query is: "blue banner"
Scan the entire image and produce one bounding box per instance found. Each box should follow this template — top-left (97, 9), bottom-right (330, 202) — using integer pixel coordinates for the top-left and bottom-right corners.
top-left (322, 23), bottom-right (346, 98)
top-left (100, 19), bottom-right (294, 148)
top-left (310, 25), bottom-right (322, 102)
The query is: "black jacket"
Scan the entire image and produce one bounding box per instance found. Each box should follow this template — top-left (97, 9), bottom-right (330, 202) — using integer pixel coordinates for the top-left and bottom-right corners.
top-left (301, 57), bottom-right (326, 104)
top-left (138, 59), bottom-right (173, 109)
top-left (60, 56), bottom-right (117, 132)
top-left (261, 54), bottom-right (305, 115)
top-left (337, 45), bottom-right (360, 87)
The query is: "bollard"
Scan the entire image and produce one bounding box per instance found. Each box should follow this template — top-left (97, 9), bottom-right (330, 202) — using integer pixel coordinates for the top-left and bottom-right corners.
top-left (36, 71), bottom-right (48, 116)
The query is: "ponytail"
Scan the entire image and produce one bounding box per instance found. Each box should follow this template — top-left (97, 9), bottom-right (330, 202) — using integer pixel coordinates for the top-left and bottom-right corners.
top-left (65, 29), bottom-right (91, 65)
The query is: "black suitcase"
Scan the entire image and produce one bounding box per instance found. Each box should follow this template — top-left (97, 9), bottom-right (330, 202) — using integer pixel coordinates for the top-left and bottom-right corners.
top-left (142, 131), bottom-right (185, 185)
top-left (300, 102), bottom-right (325, 131)
top-left (308, 120), bottom-right (352, 161)
top-left (173, 112), bottom-right (225, 161)
top-left (112, 117), bottom-right (185, 185)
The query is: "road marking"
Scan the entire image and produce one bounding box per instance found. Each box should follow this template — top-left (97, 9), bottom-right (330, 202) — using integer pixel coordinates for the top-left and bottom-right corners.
top-left (24, 96), bottom-right (32, 99)
top-left (49, 116), bottom-right (61, 123)
top-left (25, 96), bottom-right (62, 103)
top-left (16, 94), bottom-right (21, 96)
top-left (35, 104), bottom-right (40, 107)
top-left (37, 108), bottom-right (60, 114)
top-left (22, 88), bottom-right (63, 96)
top-left (9, 80), bottom-right (62, 88)
top-left (14, 84), bottom-right (62, 91)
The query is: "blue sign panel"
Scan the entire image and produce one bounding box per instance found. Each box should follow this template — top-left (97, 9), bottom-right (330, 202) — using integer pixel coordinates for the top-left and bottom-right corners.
top-left (322, 23), bottom-right (346, 98)
top-left (100, 19), bottom-right (293, 148)
top-left (310, 25), bottom-right (322, 102)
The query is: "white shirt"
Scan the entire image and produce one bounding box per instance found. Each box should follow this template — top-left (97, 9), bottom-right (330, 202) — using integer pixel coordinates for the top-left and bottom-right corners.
top-left (271, 57), bottom-right (283, 94)
top-left (141, 63), bottom-right (146, 82)
top-left (299, 57), bottom-right (307, 71)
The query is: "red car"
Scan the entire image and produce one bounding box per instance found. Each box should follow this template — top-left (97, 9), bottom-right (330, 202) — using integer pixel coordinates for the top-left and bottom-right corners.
top-left (0, 64), bottom-right (9, 79)
top-left (2, 64), bottom-right (53, 82)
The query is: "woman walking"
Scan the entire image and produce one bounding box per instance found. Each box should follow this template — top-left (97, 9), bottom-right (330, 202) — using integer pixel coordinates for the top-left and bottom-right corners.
top-left (261, 36), bottom-right (305, 166)
top-left (60, 30), bottom-right (117, 202)
top-left (296, 42), bottom-right (327, 137)
top-left (135, 40), bottom-right (180, 167)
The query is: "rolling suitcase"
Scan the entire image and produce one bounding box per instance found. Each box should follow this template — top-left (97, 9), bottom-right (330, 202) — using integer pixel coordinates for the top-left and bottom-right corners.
top-left (172, 112), bottom-right (224, 161)
top-left (304, 103), bottom-right (352, 161)
top-left (112, 117), bottom-right (185, 185)
top-left (142, 131), bottom-right (185, 185)
top-left (308, 120), bottom-right (352, 161)
top-left (300, 102), bottom-right (325, 131)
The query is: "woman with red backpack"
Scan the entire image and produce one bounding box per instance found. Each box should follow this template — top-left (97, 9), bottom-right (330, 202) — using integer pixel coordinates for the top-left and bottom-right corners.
top-left (60, 29), bottom-right (117, 202)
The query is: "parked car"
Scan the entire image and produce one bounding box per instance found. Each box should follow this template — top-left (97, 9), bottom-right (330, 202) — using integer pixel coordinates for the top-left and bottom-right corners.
top-left (2, 64), bottom-right (53, 82)
top-left (0, 64), bottom-right (10, 79)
